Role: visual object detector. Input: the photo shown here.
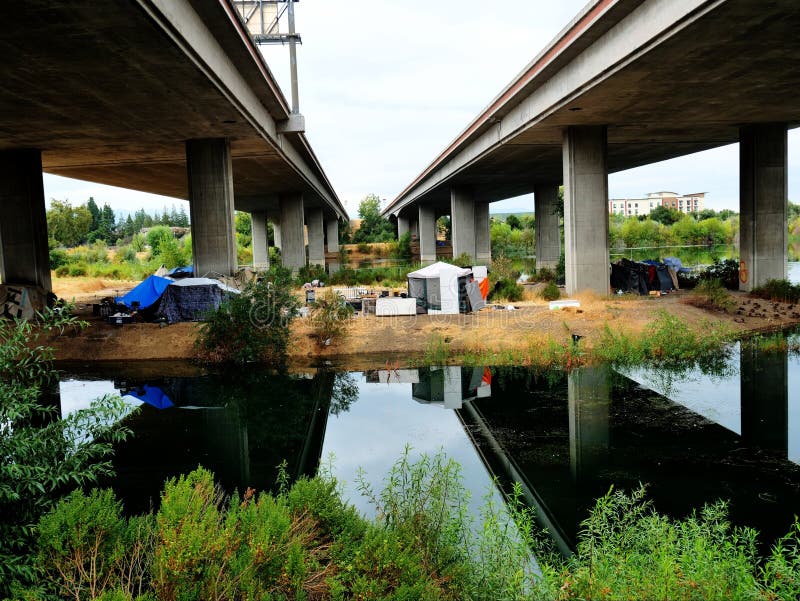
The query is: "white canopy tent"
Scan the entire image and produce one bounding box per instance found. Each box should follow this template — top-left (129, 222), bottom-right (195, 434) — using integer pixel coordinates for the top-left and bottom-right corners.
top-left (407, 262), bottom-right (472, 315)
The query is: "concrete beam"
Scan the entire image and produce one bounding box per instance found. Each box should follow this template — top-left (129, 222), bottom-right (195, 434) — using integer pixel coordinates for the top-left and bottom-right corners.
top-left (0, 149), bottom-right (51, 291)
top-left (307, 208), bottom-right (325, 267)
top-left (451, 187), bottom-right (476, 260)
top-left (535, 182), bottom-right (561, 269)
top-left (475, 202), bottom-right (491, 263)
top-left (563, 126), bottom-right (609, 295)
top-left (186, 138), bottom-right (237, 277)
top-left (739, 124), bottom-right (788, 291)
top-left (279, 193), bottom-right (305, 271)
top-left (326, 218), bottom-right (340, 254)
top-left (251, 210), bottom-right (269, 270)
top-left (419, 204), bottom-right (436, 264)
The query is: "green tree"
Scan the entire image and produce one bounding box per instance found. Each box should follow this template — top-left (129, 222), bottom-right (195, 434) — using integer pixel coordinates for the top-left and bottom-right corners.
top-left (176, 206), bottom-right (190, 227)
top-left (86, 197), bottom-right (101, 233)
top-left (352, 194), bottom-right (395, 243)
top-left (649, 205), bottom-right (682, 225)
top-left (505, 214), bottom-right (521, 230)
top-left (0, 309), bottom-right (131, 593)
top-left (46, 199), bottom-right (92, 247)
top-left (146, 225), bottom-right (174, 255)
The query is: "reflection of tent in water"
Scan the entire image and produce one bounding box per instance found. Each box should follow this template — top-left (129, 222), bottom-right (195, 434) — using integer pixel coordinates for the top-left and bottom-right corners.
top-left (156, 278), bottom-right (240, 323)
top-left (116, 275), bottom-right (173, 315)
top-left (412, 366), bottom-right (492, 409)
top-left (122, 385), bottom-right (173, 409)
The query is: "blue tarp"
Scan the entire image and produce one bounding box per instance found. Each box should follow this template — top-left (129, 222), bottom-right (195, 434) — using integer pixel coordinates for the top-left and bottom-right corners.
top-left (116, 275), bottom-right (172, 310)
top-left (124, 385), bottom-right (173, 409)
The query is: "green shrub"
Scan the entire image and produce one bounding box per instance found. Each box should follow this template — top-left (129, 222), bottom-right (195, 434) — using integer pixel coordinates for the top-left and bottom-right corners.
top-left (535, 266), bottom-right (556, 282)
top-left (49, 248), bottom-right (69, 269)
top-left (54, 265), bottom-right (70, 277)
top-left (196, 273), bottom-right (300, 364)
top-left (68, 263), bottom-right (88, 277)
top-left (752, 278), bottom-right (800, 304)
top-left (0, 309), bottom-right (132, 594)
top-left (490, 278), bottom-right (524, 302)
top-left (693, 278), bottom-right (736, 312)
top-left (145, 226), bottom-right (173, 255)
top-left (130, 233), bottom-right (146, 253)
top-left (297, 263), bottom-right (327, 284)
top-left (391, 231), bottom-right (413, 262)
top-left (356, 242), bottom-right (371, 254)
top-left (310, 288), bottom-right (353, 346)
top-left (451, 252), bottom-right (473, 267)
top-left (423, 332), bottom-right (450, 365)
top-left (541, 280), bottom-right (560, 301)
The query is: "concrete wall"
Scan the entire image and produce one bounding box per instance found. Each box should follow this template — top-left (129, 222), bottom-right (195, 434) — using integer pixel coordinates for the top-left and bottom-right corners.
top-left (397, 215), bottom-right (410, 239)
top-left (186, 138), bottom-right (237, 277)
top-left (562, 126), bottom-right (609, 295)
top-left (0, 149), bottom-right (51, 291)
top-left (534, 182), bottom-right (561, 269)
top-left (326, 218), bottom-right (339, 253)
top-left (279, 193), bottom-right (306, 271)
top-left (739, 124), bottom-right (788, 291)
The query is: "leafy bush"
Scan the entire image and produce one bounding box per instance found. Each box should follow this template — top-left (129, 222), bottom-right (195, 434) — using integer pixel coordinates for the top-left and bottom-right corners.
top-left (310, 288), bottom-right (353, 346)
top-left (195, 273), bottom-right (300, 365)
top-left (356, 242), bottom-right (371, 254)
top-left (490, 278), bottom-right (524, 302)
top-left (391, 231), bottom-right (413, 262)
top-left (0, 309), bottom-right (132, 594)
top-left (541, 280), bottom-right (560, 301)
top-left (68, 263), bottom-right (88, 277)
top-left (692, 278), bottom-right (736, 312)
top-left (752, 278), bottom-right (800, 304)
top-left (535, 266), bottom-right (556, 282)
top-left (297, 263), bottom-right (327, 284)
top-left (49, 247), bottom-right (69, 269)
top-left (145, 226), bottom-right (173, 255)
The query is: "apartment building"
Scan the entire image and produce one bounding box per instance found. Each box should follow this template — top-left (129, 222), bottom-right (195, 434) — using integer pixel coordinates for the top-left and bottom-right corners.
top-left (608, 191), bottom-right (705, 216)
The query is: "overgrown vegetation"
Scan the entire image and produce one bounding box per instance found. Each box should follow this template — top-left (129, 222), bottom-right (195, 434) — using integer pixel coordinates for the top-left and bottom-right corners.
top-left (0, 309), bottom-right (132, 595)
top-left (195, 268), bottom-right (300, 365)
top-left (20, 450), bottom-right (800, 600)
top-left (310, 288), bottom-right (354, 346)
top-left (541, 280), bottom-right (561, 301)
top-left (752, 278), bottom-right (800, 304)
top-left (689, 278), bottom-right (736, 312)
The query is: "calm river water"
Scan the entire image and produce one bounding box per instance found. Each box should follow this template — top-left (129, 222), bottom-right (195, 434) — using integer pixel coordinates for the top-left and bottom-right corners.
top-left (53, 261), bottom-right (800, 552)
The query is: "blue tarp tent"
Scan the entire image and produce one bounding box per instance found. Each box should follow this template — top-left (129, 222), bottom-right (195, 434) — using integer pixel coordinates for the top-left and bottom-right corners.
top-left (124, 385), bottom-right (173, 409)
top-left (116, 275), bottom-right (172, 310)
top-left (168, 266), bottom-right (194, 278)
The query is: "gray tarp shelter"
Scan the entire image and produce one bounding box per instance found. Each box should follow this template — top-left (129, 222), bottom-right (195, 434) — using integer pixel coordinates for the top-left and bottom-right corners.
top-left (156, 278), bottom-right (239, 323)
top-left (407, 262), bottom-right (472, 314)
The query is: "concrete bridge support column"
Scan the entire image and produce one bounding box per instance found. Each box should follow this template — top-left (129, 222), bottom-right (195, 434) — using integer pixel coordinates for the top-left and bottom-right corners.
top-left (534, 182), bottom-right (561, 269)
top-left (0, 149), bottom-right (51, 291)
top-left (279, 193), bottom-right (306, 271)
top-left (186, 139), bottom-right (237, 277)
top-left (271, 216), bottom-right (282, 251)
top-left (568, 365), bottom-right (611, 483)
top-left (739, 124), bottom-right (788, 292)
top-left (419, 204), bottom-right (436, 263)
top-left (251, 211), bottom-right (269, 270)
top-left (326, 219), bottom-right (340, 254)
top-left (562, 126), bottom-right (609, 295)
top-left (397, 215), bottom-right (410, 239)
top-left (741, 343), bottom-right (788, 458)
top-left (307, 208), bottom-right (325, 267)
top-left (475, 202), bottom-right (491, 263)
top-left (451, 187), bottom-right (476, 259)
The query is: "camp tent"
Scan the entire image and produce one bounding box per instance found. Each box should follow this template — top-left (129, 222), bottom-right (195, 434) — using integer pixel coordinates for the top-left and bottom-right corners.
top-left (407, 262), bottom-right (472, 314)
top-left (168, 265), bottom-right (194, 278)
top-left (155, 277), bottom-right (239, 323)
top-left (116, 275), bottom-right (173, 313)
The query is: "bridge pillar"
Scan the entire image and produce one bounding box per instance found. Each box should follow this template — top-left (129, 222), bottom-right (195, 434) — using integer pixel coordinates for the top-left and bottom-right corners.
top-left (307, 208), bottom-right (325, 267)
top-left (251, 211), bottom-right (269, 270)
top-left (270, 215), bottom-right (282, 251)
top-left (326, 218), bottom-right (340, 254)
top-left (186, 138), bottom-right (237, 277)
top-left (0, 149), bottom-right (51, 291)
top-left (451, 187), bottom-right (476, 259)
top-left (741, 342), bottom-right (788, 458)
top-left (279, 193), bottom-right (306, 271)
top-left (568, 365), bottom-right (611, 482)
top-left (475, 202), bottom-right (491, 263)
top-left (397, 215), bottom-right (410, 239)
top-left (534, 182), bottom-right (561, 269)
top-left (419, 204), bottom-right (436, 263)
top-left (562, 126), bottom-right (609, 295)
top-left (739, 124), bottom-right (788, 292)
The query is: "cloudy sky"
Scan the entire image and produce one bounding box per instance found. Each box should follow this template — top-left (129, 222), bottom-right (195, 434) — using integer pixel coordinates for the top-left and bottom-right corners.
top-left (43, 0), bottom-right (799, 216)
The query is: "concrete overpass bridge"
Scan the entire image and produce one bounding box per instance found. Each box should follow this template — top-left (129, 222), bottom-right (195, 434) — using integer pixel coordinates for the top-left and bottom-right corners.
top-left (0, 0), bottom-right (346, 292)
top-left (383, 0), bottom-right (800, 294)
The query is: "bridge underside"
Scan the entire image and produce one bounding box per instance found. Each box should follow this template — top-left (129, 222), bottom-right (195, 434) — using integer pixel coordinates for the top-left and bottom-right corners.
top-left (0, 0), bottom-right (343, 286)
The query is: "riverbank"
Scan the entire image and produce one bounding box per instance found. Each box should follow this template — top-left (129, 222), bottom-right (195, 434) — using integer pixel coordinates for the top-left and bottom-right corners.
top-left (50, 283), bottom-right (800, 368)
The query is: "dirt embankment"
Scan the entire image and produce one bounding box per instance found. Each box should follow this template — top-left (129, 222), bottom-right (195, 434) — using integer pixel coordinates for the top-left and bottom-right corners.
top-left (50, 277), bottom-right (800, 368)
